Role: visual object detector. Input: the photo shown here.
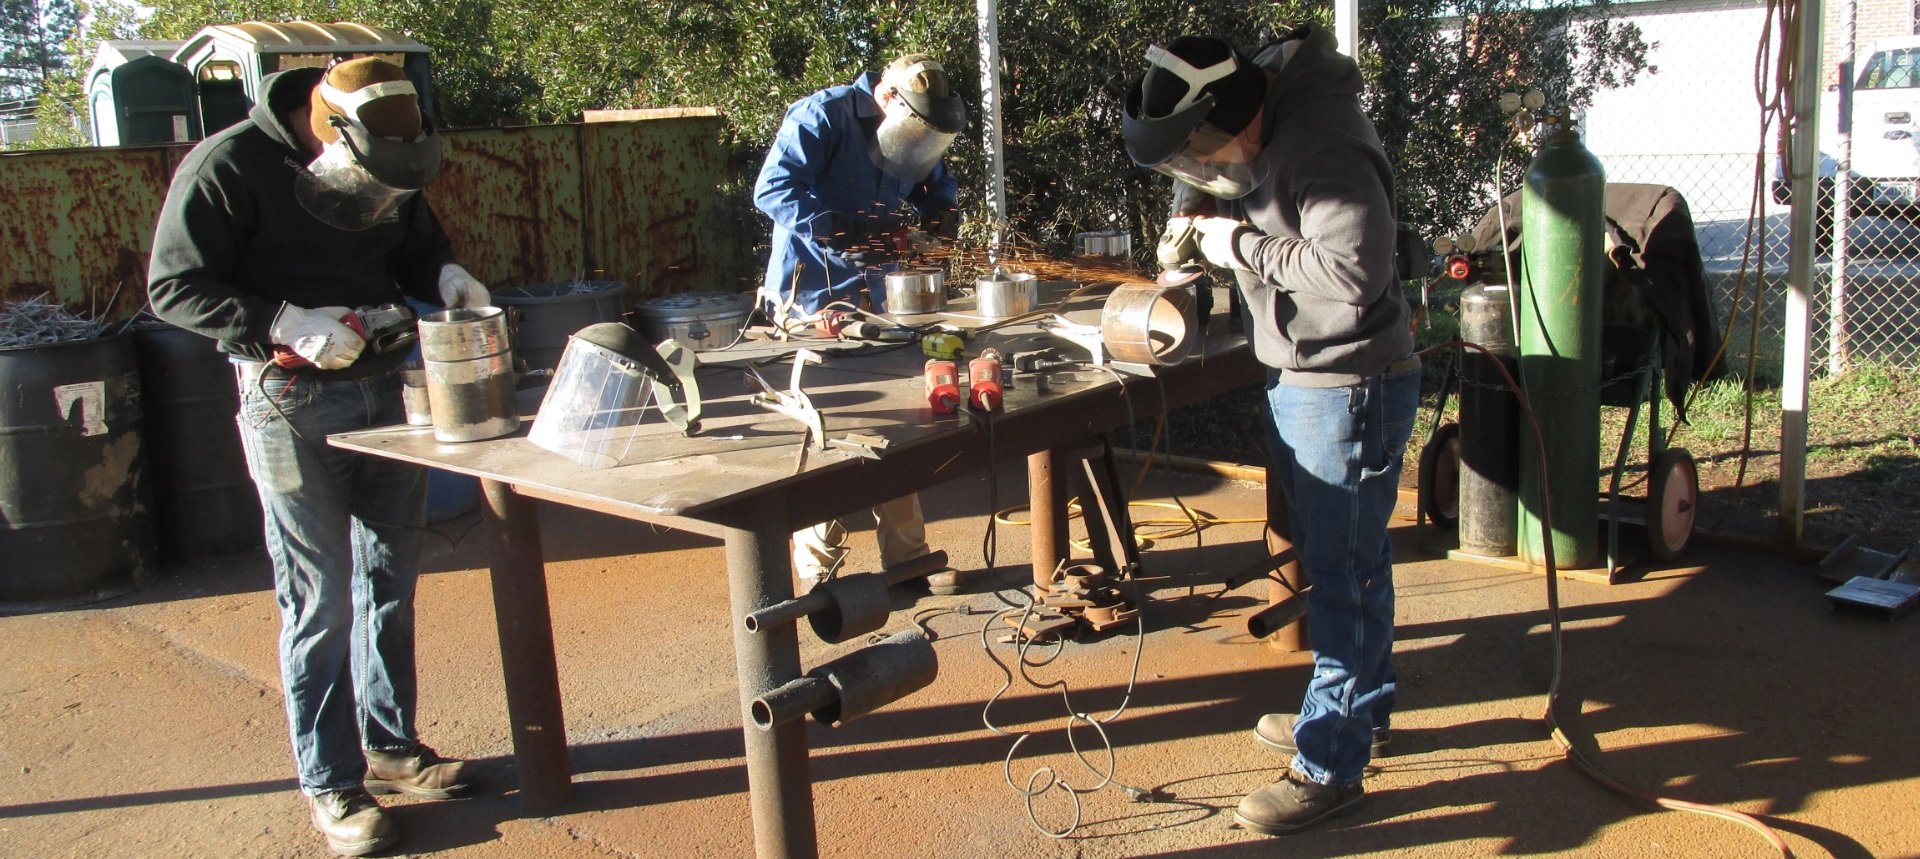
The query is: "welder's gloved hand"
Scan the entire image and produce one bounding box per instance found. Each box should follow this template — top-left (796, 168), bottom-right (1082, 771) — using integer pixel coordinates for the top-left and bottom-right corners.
top-left (437, 263), bottom-right (491, 309)
top-left (270, 304), bottom-right (365, 370)
top-left (1193, 216), bottom-right (1254, 271)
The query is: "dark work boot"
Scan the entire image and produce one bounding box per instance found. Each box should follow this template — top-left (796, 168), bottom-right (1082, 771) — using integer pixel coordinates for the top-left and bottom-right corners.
top-left (1253, 713), bottom-right (1390, 758)
top-left (308, 788), bottom-right (397, 856)
top-left (365, 743), bottom-right (476, 800)
top-left (1234, 770), bottom-right (1365, 835)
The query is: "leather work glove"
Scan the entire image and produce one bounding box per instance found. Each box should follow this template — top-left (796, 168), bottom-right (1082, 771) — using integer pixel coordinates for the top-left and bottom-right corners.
top-left (1193, 216), bottom-right (1254, 271)
top-left (437, 263), bottom-right (491, 309)
top-left (270, 304), bottom-right (365, 370)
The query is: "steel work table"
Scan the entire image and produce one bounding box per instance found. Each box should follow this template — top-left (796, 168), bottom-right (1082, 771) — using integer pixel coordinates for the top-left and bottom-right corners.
top-left (330, 288), bottom-right (1261, 857)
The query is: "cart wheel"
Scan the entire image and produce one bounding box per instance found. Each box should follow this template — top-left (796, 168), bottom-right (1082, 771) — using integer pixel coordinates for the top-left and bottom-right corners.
top-left (1647, 447), bottom-right (1698, 561)
top-left (1418, 422), bottom-right (1461, 529)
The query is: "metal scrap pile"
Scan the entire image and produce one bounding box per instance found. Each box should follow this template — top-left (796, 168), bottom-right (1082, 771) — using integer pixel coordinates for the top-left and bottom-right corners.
top-left (0, 294), bottom-right (108, 347)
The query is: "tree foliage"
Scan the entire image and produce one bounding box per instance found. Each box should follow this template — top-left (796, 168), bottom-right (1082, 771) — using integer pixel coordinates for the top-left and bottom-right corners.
top-left (70, 0), bottom-right (1649, 250)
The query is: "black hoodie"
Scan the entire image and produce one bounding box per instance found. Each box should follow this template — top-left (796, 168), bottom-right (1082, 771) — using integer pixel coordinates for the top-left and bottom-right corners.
top-left (147, 67), bottom-right (455, 373)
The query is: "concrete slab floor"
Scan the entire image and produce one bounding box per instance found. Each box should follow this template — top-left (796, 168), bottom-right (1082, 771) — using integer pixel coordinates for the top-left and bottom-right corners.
top-left (2, 464), bottom-right (1917, 858)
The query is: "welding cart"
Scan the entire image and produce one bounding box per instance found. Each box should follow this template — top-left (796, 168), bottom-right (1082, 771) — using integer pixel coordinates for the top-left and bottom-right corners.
top-left (1419, 183), bottom-right (1723, 570)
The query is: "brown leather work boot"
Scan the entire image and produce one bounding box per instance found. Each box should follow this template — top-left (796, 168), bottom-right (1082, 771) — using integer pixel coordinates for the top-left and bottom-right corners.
top-left (364, 743), bottom-right (476, 800)
top-left (309, 788), bottom-right (397, 856)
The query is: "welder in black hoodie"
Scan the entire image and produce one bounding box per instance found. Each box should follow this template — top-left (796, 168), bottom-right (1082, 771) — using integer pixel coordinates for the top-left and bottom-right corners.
top-left (148, 57), bottom-right (484, 857)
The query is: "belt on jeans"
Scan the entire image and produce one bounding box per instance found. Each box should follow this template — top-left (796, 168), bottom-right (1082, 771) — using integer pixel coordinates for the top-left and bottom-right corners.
top-left (232, 358), bottom-right (391, 383)
top-left (1384, 355), bottom-right (1421, 377)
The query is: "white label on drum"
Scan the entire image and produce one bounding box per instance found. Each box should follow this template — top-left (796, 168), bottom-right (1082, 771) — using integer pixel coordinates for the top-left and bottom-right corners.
top-left (54, 382), bottom-right (107, 437)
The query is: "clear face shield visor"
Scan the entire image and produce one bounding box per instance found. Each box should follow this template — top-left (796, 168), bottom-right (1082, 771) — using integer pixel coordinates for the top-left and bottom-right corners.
top-left (1143, 119), bottom-right (1272, 200)
top-left (874, 103), bottom-right (959, 183)
top-left (295, 139), bottom-right (418, 231)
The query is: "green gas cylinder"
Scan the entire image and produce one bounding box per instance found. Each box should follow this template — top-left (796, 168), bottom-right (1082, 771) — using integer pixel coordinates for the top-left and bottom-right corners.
top-left (1516, 125), bottom-right (1605, 571)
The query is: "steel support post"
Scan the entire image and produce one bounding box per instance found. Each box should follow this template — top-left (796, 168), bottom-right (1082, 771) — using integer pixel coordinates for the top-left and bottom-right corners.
top-left (1028, 449), bottom-right (1066, 590)
top-left (724, 495), bottom-right (815, 858)
top-left (479, 478), bottom-right (572, 811)
top-left (1263, 473), bottom-right (1311, 652)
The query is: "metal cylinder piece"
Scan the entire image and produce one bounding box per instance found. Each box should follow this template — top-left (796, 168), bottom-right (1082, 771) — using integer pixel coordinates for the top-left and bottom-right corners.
top-left (1459, 284), bottom-right (1520, 557)
top-left (884, 268), bottom-right (947, 314)
top-left (1100, 282), bottom-right (1195, 366)
top-left (807, 573), bottom-right (891, 644)
top-left (748, 629), bottom-right (939, 730)
top-left (418, 307), bottom-right (520, 442)
top-left (975, 271), bottom-right (1037, 319)
top-left (1247, 591), bottom-right (1310, 640)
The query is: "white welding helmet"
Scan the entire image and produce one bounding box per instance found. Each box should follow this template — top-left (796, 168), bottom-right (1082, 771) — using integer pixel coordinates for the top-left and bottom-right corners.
top-left (873, 54), bottom-right (965, 182)
top-left (295, 58), bottom-right (443, 231)
top-left (1122, 37), bottom-right (1272, 200)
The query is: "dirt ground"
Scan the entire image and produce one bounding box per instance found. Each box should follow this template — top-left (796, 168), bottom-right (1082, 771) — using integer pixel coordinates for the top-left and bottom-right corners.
top-left (3, 465), bottom-right (1918, 858)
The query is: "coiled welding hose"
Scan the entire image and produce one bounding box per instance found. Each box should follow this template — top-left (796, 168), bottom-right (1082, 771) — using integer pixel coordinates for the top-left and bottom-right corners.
top-left (1428, 340), bottom-right (1791, 857)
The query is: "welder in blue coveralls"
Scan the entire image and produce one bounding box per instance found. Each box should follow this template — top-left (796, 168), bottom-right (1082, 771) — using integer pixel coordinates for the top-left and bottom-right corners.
top-left (753, 52), bottom-right (965, 589)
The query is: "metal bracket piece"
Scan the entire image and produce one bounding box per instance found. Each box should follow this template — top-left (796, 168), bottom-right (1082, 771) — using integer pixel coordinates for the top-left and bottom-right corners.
top-left (650, 339), bottom-right (703, 436)
top-left (746, 349), bottom-right (827, 473)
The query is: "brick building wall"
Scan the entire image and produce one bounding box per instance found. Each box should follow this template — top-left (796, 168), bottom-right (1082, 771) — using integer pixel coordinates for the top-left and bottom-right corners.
top-left (1823, 0), bottom-right (1916, 86)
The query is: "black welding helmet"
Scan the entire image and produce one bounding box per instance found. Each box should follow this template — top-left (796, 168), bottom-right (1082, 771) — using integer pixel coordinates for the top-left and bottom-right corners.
top-left (1123, 36), bottom-right (1272, 199)
top-left (296, 58), bottom-right (443, 230)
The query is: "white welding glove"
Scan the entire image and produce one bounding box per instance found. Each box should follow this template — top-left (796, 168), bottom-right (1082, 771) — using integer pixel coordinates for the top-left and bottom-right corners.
top-left (437, 263), bottom-right (491, 309)
top-left (1193, 216), bottom-right (1254, 271)
top-left (270, 304), bottom-right (365, 370)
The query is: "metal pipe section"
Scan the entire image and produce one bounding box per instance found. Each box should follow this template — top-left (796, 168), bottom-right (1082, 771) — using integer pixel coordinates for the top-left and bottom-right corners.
top-left (810, 630), bottom-right (939, 727)
top-left (806, 573), bottom-right (890, 644)
top-left (742, 551), bottom-right (951, 634)
top-left (1458, 285), bottom-right (1520, 557)
top-left (976, 0), bottom-right (1008, 261)
top-left (1247, 590), bottom-right (1310, 640)
top-left (1029, 449), bottom-right (1064, 590)
top-left (750, 676), bottom-right (838, 730)
top-left (1263, 477), bottom-right (1310, 651)
top-left (723, 495), bottom-right (815, 858)
top-left (480, 479), bottom-right (572, 810)
top-left (1516, 126), bottom-right (1606, 571)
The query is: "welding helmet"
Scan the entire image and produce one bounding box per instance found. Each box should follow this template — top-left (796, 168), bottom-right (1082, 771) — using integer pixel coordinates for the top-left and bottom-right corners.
top-left (873, 54), bottom-right (965, 182)
top-left (295, 58), bottom-right (443, 231)
top-left (1122, 37), bottom-right (1271, 200)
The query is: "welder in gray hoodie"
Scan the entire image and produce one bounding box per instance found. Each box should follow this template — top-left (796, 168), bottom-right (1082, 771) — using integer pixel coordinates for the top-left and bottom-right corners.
top-left (1123, 25), bottom-right (1418, 835)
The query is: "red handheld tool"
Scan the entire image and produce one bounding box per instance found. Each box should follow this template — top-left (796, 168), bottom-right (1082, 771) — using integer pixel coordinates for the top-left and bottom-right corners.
top-left (924, 359), bottom-right (960, 414)
top-left (968, 348), bottom-right (1004, 412)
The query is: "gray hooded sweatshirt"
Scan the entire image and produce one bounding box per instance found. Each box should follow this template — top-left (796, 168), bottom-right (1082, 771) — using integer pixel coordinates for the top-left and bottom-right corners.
top-left (1218, 25), bottom-right (1414, 387)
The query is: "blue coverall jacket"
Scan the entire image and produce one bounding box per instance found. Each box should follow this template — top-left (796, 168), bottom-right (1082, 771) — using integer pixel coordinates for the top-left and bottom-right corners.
top-left (755, 72), bottom-right (959, 315)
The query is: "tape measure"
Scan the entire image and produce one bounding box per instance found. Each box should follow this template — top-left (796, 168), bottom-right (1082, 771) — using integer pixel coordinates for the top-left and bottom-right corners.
top-left (921, 332), bottom-right (965, 360)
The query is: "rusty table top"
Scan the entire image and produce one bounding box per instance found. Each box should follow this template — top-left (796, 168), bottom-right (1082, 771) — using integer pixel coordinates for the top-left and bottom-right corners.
top-left (329, 284), bottom-right (1257, 535)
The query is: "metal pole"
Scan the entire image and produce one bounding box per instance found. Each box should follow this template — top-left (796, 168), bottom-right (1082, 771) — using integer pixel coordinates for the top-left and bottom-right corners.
top-left (1028, 449), bottom-right (1063, 590)
top-left (977, 0), bottom-right (1008, 263)
top-left (479, 479), bottom-right (572, 811)
top-left (723, 495), bottom-right (815, 858)
top-left (1830, 0), bottom-right (1857, 373)
top-left (1781, 0), bottom-right (1824, 545)
top-left (1263, 473), bottom-right (1310, 652)
top-left (1334, 0), bottom-right (1361, 61)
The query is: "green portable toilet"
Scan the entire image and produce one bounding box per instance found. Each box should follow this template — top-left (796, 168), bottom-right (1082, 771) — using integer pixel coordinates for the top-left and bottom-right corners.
top-left (85, 40), bottom-right (193, 146)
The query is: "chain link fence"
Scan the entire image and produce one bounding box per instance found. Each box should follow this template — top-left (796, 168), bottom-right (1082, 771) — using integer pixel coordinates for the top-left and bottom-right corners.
top-left (1371, 0), bottom-right (1920, 377)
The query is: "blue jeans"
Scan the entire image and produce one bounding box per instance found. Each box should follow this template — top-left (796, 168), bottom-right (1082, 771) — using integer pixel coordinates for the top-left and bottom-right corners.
top-left (234, 363), bottom-right (426, 795)
top-left (1262, 363), bottom-right (1418, 787)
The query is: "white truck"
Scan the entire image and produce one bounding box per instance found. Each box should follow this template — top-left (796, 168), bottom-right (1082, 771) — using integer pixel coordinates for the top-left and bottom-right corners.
top-left (1773, 35), bottom-right (1920, 250)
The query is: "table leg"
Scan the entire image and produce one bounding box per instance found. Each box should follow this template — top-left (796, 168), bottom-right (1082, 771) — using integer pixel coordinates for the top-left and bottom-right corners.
top-left (479, 479), bottom-right (572, 810)
top-left (724, 496), bottom-right (815, 858)
top-left (1028, 449), bottom-right (1067, 590)
top-left (1264, 473), bottom-right (1311, 652)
